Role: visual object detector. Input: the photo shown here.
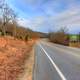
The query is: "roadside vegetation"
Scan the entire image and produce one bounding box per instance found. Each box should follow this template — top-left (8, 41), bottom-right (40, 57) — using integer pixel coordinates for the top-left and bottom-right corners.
top-left (0, 0), bottom-right (41, 40)
top-left (49, 27), bottom-right (69, 46)
top-left (49, 27), bottom-right (80, 48)
top-left (0, 37), bottom-right (35, 80)
top-left (0, 0), bottom-right (39, 80)
top-left (69, 34), bottom-right (80, 48)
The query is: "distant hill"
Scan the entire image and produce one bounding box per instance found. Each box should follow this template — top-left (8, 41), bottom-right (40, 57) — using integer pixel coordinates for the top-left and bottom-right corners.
top-left (33, 31), bottom-right (48, 38)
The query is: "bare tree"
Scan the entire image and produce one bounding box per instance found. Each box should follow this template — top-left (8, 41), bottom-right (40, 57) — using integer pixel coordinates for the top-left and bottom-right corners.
top-left (49, 27), bottom-right (69, 45)
top-left (79, 32), bottom-right (80, 42)
top-left (10, 9), bottom-right (17, 37)
top-left (0, 0), bottom-right (17, 35)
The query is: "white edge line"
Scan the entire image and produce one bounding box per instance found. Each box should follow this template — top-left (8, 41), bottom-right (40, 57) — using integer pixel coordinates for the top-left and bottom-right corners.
top-left (39, 43), bottom-right (67, 80)
top-left (44, 42), bottom-right (80, 58)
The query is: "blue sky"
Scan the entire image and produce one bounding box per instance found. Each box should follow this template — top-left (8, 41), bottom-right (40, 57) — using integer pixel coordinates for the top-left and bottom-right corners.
top-left (6, 0), bottom-right (80, 34)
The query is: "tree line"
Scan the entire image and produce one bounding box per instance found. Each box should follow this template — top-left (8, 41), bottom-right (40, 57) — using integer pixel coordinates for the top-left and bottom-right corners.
top-left (0, 0), bottom-right (40, 41)
top-left (49, 27), bottom-right (80, 45)
top-left (49, 27), bottom-right (69, 46)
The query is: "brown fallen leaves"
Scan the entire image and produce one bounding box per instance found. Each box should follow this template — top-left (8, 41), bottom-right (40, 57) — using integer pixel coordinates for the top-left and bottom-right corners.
top-left (0, 36), bottom-right (34, 80)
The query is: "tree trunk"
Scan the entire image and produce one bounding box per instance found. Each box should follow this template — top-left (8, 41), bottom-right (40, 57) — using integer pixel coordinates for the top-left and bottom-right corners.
top-left (2, 22), bottom-right (6, 35)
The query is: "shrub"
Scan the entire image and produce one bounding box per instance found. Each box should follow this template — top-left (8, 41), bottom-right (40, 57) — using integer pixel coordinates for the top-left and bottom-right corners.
top-left (49, 27), bottom-right (69, 46)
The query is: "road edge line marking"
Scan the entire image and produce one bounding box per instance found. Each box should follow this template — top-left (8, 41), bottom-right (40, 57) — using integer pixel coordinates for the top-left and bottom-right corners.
top-left (43, 42), bottom-right (80, 58)
top-left (39, 44), bottom-right (67, 80)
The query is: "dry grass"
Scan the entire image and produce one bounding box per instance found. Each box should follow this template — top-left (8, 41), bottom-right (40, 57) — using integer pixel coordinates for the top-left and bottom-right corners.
top-left (17, 49), bottom-right (34, 80)
top-left (69, 42), bottom-right (80, 48)
top-left (0, 36), bottom-right (34, 80)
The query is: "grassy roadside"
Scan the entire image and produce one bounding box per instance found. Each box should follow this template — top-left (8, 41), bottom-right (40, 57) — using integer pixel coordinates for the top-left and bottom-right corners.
top-left (0, 36), bottom-right (35, 80)
top-left (69, 42), bottom-right (80, 48)
top-left (17, 48), bottom-right (34, 80)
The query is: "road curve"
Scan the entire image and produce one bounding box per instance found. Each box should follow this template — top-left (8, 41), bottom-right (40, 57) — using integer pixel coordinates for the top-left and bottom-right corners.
top-left (33, 41), bottom-right (80, 80)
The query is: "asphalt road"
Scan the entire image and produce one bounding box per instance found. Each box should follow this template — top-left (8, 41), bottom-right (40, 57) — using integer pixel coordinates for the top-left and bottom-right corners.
top-left (33, 41), bottom-right (80, 80)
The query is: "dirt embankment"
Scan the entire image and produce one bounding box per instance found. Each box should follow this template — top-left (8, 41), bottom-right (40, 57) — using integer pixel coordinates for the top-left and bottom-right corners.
top-left (0, 36), bottom-right (35, 80)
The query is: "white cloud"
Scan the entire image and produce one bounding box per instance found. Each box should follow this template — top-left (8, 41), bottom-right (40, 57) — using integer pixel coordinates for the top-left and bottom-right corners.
top-left (17, 16), bottom-right (46, 31)
top-left (45, 6), bottom-right (80, 32)
top-left (18, 7), bottom-right (80, 33)
top-left (17, 0), bottom-right (80, 33)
